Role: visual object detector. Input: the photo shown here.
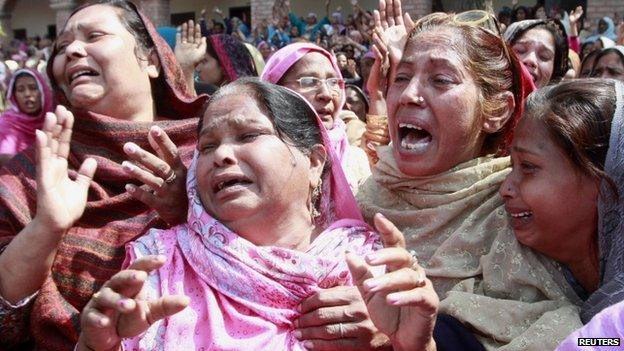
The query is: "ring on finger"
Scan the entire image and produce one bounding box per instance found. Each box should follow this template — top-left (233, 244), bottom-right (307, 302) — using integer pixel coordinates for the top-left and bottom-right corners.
top-left (164, 170), bottom-right (176, 184)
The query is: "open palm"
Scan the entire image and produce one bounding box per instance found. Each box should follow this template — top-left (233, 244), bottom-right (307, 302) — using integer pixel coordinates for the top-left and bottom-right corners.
top-left (174, 20), bottom-right (206, 70)
top-left (35, 105), bottom-right (96, 234)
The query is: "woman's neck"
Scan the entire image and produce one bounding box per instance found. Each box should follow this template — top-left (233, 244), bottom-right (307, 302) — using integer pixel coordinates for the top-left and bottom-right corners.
top-left (228, 209), bottom-right (316, 251)
top-left (564, 239), bottom-right (600, 293)
top-left (89, 95), bottom-right (155, 122)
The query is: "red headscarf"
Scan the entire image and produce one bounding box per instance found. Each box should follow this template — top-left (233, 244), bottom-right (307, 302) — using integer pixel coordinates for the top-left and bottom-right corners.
top-left (0, 2), bottom-right (207, 349)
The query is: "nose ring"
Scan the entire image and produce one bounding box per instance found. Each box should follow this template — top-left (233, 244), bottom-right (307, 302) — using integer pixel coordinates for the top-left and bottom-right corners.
top-left (415, 96), bottom-right (425, 104)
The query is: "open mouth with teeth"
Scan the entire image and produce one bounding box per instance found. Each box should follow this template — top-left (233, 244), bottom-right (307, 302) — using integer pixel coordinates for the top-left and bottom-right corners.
top-left (69, 69), bottom-right (99, 85)
top-left (212, 177), bottom-right (252, 194)
top-left (398, 122), bottom-right (432, 153)
top-left (508, 210), bottom-right (534, 229)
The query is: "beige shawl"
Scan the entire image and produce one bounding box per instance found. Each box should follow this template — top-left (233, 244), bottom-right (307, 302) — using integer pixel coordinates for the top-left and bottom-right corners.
top-left (357, 146), bottom-right (583, 350)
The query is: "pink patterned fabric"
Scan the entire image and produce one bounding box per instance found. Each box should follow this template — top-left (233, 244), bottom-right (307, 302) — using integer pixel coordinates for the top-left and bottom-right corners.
top-left (0, 68), bottom-right (53, 155)
top-left (121, 96), bottom-right (379, 350)
top-left (260, 43), bottom-right (350, 168)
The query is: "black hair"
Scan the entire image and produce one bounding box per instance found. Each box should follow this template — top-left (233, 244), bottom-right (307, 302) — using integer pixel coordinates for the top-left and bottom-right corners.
top-left (508, 20), bottom-right (569, 83)
top-left (198, 77), bottom-right (326, 160)
top-left (591, 48), bottom-right (624, 77)
top-left (205, 35), bottom-right (257, 83)
top-left (524, 78), bottom-right (616, 196)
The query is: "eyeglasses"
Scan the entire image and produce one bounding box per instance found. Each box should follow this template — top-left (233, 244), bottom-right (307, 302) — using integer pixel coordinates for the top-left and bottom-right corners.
top-left (452, 10), bottom-right (512, 64)
top-left (287, 77), bottom-right (345, 94)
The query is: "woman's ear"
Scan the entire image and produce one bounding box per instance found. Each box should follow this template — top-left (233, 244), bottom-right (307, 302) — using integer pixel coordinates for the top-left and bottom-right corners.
top-left (146, 49), bottom-right (161, 79)
top-left (308, 144), bottom-right (327, 188)
top-left (483, 91), bottom-right (515, 133)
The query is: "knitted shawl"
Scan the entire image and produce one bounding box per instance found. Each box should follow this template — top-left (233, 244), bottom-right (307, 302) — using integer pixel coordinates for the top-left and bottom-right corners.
top-left (0, 3), bottom-right (207, 350)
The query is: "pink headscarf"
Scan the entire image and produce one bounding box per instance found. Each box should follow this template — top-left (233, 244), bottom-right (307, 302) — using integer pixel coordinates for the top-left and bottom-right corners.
top-left (261, 43), bottom-right (349, 170)
top-left (0, 68), bottom-right (54, 156)
top-left (122, 82), bottom-right (378, 350)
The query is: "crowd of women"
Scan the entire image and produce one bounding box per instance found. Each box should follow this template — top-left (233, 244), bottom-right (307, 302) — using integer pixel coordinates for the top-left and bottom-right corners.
top-left (0, 0), bottom-right (623, 350)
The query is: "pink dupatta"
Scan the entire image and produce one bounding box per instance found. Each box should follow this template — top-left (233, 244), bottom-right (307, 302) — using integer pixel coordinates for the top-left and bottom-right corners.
top-left (260, 43), bottom-right (350, 170)
top-left (0, 68), bottom-right (53, 155)
top-left (122, 93), bottom-right (379, 350)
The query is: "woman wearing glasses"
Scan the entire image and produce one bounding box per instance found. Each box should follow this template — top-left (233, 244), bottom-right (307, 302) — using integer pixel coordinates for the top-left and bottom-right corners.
top-left (262, 43), bottom-right (371, 194)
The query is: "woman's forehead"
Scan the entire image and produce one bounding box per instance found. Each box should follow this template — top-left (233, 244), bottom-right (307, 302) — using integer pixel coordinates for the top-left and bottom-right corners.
top-left (61, 5), bottom-right (123, 35)
top-left (291, 52), bottom-right (336, 76)
top-left (202, 95), bottom-right (268, 131)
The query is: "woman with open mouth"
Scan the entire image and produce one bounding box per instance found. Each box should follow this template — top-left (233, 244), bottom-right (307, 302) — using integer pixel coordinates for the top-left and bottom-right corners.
top-left (74, 79), bottom-right (435, 351)
top-left (352, 0), bottom-right (584, 349)
top-left (504, 18), bottom-right (570, 88)
top-left (502, 79), bottom-right (624, 341)
top-left (0, 68), bottom-right (53, 166)
top-left (0, 1), bottom-right (207, 349)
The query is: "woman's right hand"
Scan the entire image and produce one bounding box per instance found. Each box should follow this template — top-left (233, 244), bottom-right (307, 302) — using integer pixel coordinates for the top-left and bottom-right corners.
top-left (34, 105), bottom-right (97, 235)
top-left (77, 255), bottom-right (189, 351)
top-left (374, 0), bottom-right (414, 76)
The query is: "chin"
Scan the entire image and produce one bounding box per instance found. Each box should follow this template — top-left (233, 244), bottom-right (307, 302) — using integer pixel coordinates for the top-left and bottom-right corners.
top-left (393, 148), bottom-right (444, 177)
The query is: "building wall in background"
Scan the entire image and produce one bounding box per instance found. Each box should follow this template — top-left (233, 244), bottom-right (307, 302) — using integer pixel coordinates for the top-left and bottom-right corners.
top-left (11, 0), bottom-right (55, 38)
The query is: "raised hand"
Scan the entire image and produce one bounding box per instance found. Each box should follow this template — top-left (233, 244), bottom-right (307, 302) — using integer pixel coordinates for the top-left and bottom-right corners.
top-left (569, 6), bottom-right (583, 25)
top-left (122, 126), bottom-right (188, 226)
top-left (77, 255), bottom-right (189, 351)
top-left (34, 105), bottom-right (97, 235)
top-left (346, 214), bottom-right (438, 351)
top-left (374, 0), bottom-right (414, 76)
top-left (174, 20), bottom-right (206, 71)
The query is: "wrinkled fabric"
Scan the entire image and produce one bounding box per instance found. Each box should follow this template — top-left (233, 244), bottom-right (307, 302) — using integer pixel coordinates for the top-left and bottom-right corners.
top-left (580, 81), bottom-right (624, 322)
top-left (0, 2), bottom-right (207, 349)
top-left (357, 146), bottom-right (582, 350)
top-left (0, 68), bottom-right (54, 156)
top-left (122, 95), bottom-right (380, 350)
top-left (208, 34), bottom-right (257, 83)
top-left (557, 300), bottom-right (624, 351)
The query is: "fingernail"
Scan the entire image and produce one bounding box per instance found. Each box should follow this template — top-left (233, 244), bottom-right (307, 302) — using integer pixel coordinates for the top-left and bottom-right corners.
top-left (293, 330), bottom-right (302, 339)
top-left (365, 252), bottom-right (379, 263)
top-left (97, 316), bottom-right (107, 327)
top-left (363, 278), bottom-right (379, 291)
top-left (376, 212), bottom-right (386, 220)
top-left (133, 271), bottom-right (147, 281)
top-left (125, 184), bottom-right (135, 193)
top-left (121, 161), bottom-right (133, 171)
top-left (303, 341), bottom-right (313, 349)
top-left (387, 295), bottom-right (402, 305)
top-left (118, 299), bottom-right (133, 309)
top-left (151, 126), bottom-right (162, 137)
top-left (124, 143), bottom-right (137, 154)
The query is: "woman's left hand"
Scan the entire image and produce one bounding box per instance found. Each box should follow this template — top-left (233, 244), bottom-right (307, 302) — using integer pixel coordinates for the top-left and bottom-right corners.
top-left (122, 126), bottom-right (188, 226)
top-left (346, 214), bottom-right (439, 351)
top-left (294, 285), bottom-right (391, 350)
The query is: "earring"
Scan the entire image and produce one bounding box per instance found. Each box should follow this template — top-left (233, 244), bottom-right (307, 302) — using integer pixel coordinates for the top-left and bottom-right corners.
top-left (310, 178), bottom-right (323, 221)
